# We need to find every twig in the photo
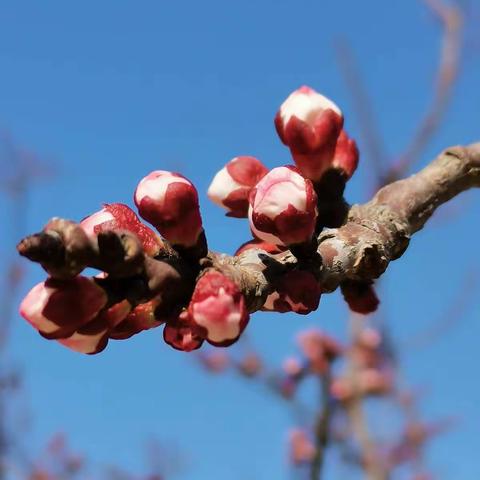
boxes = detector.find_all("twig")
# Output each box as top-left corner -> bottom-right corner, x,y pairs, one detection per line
385,0 -> 463,182
404,269 -> 478,351
345,315 -> 388,480
310,372 -> 333,480
334,39 -> 387,182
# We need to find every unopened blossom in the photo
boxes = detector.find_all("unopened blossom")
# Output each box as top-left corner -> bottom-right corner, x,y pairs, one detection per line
110,299 -> 164,340
351,328 -> 385,368
19,277 -> 107,339
275,86 -> 344,181
332,130 -> 359,180
248,166 -> 318,246
341,280 -> 380,314
58,298 -> 132,354
358,368 -> 393,396
163,313 -> 204,352
282,357 -> 303,377
57,316 -> 110,355
198,350 -> 230,373
81,203 -> 162,256
188,270 -> 249,347
134,171 -> 204,249
237,353 -> 262,377
297,329 -> 342,374
330,377 -> 354,402
208,156 -> 268,217
262,270 -> 321,314
234,238 -> 285,256
288,429 -> 316,465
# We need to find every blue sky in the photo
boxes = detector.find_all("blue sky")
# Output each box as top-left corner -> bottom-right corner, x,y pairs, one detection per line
1,0 -> 479,478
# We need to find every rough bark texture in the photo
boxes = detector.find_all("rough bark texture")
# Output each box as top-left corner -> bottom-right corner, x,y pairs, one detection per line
18,143 -> 480,315
215,143 -> 480,309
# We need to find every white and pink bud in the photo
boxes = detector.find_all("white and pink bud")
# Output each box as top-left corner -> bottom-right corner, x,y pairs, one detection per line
262,271 -> 321,314
134,171 -> 204,248
248,166 -> 318,246
188,270 -> 249,347
341,281 -> 380,315
234,238 -> 285,256
80,203 -> 163,256
275,86 -> 344,181
288,429 -> 316,465
57,316 -> 110,355
207,156 -> 268,218
297,329 -> 342,374
237,353 -> 262,377
163,312 -> 205,352
19,277 -> 108,339
198,350 -> 230,373
110,299 -> 164,340
282,357 -> 303,377
332,130 -> 359,180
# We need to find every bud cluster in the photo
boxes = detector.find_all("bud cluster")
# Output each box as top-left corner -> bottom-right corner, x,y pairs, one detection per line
18,85 -> 363,355
331,328 -> 394,401
162,270 -> 250,351
20,277 -> 167,354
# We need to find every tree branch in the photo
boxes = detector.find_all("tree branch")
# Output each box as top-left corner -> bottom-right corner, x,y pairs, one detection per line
18,143 -> 480,314
225,142 -> 480,306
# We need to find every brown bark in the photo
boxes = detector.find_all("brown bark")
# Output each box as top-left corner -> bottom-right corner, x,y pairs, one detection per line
18,143 -> 480,314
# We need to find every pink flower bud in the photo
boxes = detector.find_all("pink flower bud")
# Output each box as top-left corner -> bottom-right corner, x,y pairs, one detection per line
57,316 -> 109,355
288,429 -> 316,465
297,330 -> 342,362
359,368 -> 393,396
134,171 -> 203,248
198,350 -> 230,373
282,357 -> 303,377
330,377 -> 354,402
208,156 -> 268,218
234,239 -> 285,256
110,299 -> 163,340
332,130 -> 359,180
237,353 -> 262,377
163,314 -> 204,352
188,271 -> 249,347
275,86 -> 343,181
262,271 -> 321,314
297,329 -> 341,374
248,166 -> 318,246
19,277 -> 107,339
81,203 -> 163,256
341,281 -> 380,314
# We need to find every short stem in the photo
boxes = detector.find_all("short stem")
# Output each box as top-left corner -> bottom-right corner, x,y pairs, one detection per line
310,370 -> 333,480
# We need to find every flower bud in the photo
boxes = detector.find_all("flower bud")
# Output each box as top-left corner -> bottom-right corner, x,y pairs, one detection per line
198,350 -> 230,373
275,86 -> 343,181
110,299 -> 163,340
237,353 -> 262,377
282,357 -> 303,377
341,281 -> 379,314
188,270 -> 249,347
297,329 -> 341,374
234,239 -> 285,256
358,368 -> 393,396
134,171 -> 204,249
288,429 -> 316,465
332,130 -> 359,180
19,277 -> 107,339
262,271 -> 321,314
81,203 -> 162,256
57,316 -> 110,355
163,313 -> 204,352
207,156 -> 268,217
248,166 -> 318,246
